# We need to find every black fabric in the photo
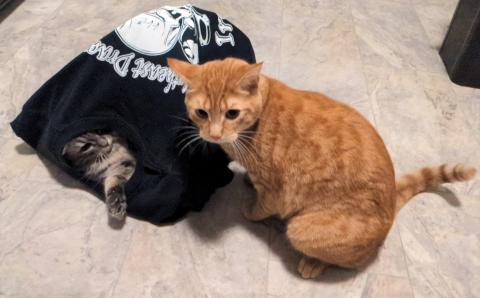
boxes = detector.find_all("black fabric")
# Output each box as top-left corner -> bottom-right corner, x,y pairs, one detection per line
10,5 -> 256,224
440,0 -> 480,88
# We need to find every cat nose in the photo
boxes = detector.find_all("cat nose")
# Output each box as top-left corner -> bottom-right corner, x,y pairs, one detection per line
210,134 -> 222,141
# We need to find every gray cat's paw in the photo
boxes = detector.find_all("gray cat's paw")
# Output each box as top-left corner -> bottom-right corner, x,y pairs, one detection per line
106,185 -> 127,220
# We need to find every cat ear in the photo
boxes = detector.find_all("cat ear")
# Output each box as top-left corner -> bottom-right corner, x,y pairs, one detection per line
237,62 -> 263,95
167,58 -> 199,87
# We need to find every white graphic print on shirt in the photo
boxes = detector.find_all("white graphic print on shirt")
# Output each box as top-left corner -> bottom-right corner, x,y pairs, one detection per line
86,5 -> 235,94
115,5 -> 234,64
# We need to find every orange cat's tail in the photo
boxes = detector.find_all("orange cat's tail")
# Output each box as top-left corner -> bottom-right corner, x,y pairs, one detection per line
395,164 -> 476,214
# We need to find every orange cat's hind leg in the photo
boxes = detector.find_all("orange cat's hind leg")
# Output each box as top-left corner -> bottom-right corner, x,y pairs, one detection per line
286,210 -> 388,277
297,256 -> 328,279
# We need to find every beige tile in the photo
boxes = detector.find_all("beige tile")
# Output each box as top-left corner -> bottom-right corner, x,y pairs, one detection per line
398,191 -> 480,298
278,0 -> 373,121
1,27 -> 100,114
361,274 -> 413,298
351,0 -> 445,74
411,0 -> 458,48
1,0 -> 479,297
0,0 -> 64,64
192,0 -> 284,76
40,0 -> 145,36
0,182 -> 135,298
112,174 -> 271,298
266,230 -> 368,298
364,224 -> 409,278
359,65 -> 480,172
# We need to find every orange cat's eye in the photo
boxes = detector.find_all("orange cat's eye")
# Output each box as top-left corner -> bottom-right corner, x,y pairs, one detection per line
195,109 -> 209,119
225,109 -> 240,120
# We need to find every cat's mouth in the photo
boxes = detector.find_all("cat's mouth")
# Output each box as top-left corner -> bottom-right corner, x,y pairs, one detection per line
202,137 -> 232,144
201,133 -> 238,145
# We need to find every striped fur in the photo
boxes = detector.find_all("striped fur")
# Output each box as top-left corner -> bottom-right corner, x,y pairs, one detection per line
62,132 -> 136,220
395,164 -> 476,213
169,57 -> 477,279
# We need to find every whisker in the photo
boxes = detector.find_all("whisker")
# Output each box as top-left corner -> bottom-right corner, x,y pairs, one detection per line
169,125 -> 197,132
231,141 -> 245,166
237,136 -> 259,166
234,141 -> 247,166
175,129 -> 200,139
234,139 -> 251,168
242,129 -> 265,134
169,115 -> 191,124
176,133 -> 200,147
190,139 -> 205,153
178,136 -> 202,156
239,132 -> 269,148
237,140 -> 253,165
238,134 -> 256,142
240,130 -> 266,139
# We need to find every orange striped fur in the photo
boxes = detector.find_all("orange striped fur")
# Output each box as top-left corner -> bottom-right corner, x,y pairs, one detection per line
395,164 -> 476,214
168,58 -> 477,279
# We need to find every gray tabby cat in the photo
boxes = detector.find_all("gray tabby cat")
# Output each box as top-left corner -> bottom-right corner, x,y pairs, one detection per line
62,131 -> 136,219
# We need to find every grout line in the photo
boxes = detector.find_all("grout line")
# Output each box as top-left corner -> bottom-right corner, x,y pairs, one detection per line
275,0 -> 286,78
348,1 -> 416,296
1,0 -> 68,60
395,222 -> 417,298
346,0 -> 379,128
265,0 -> 285,296
264,1 -> 285,296
109,223 -> 136,298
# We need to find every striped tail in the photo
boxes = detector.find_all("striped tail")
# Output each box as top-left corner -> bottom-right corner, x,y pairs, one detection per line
395,164 -> 476,214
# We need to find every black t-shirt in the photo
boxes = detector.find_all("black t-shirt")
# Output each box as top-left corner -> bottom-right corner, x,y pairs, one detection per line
10,5 -> 256,224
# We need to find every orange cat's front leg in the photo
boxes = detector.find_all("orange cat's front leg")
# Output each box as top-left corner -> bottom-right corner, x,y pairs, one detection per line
243,190 -> 275,221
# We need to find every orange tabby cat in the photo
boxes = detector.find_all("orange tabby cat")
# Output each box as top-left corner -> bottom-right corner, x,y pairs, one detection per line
168,57 -> 477,279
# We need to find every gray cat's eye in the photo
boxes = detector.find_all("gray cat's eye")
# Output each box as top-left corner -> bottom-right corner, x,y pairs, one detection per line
80,143 -> 92,152
225,109 -> 240,120
195,109 -> 209,119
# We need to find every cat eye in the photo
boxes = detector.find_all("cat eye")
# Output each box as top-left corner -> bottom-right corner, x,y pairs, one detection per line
225,109 -> 240,120
195,109 -> 209,119
80,143 -> 92,152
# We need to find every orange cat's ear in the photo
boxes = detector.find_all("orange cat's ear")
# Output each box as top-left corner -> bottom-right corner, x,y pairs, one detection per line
167,58 -> 199,86
236,62 -> 263,95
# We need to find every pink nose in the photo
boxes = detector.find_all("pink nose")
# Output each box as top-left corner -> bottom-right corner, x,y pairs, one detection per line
210,135 -> 222,141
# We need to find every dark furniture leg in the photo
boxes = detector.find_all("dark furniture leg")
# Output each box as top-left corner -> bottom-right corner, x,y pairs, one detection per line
440,0 -> 480,89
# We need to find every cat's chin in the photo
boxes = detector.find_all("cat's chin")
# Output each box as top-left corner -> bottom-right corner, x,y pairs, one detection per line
202,138 -> 233,145
201,135 -> 237,145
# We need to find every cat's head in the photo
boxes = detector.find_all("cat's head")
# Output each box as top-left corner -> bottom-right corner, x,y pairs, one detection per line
168,58 -> 264,144
62,132 -> 117,166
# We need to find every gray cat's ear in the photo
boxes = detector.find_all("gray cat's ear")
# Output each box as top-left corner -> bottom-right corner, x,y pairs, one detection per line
236,62 -> 263,95
167,58 -> 199,87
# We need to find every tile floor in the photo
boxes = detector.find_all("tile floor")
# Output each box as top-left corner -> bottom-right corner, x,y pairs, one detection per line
1,0 -> 479,297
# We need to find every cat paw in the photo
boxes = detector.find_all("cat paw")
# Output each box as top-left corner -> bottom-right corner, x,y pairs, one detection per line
106,185 -> 127,220
297,256 -> 327,279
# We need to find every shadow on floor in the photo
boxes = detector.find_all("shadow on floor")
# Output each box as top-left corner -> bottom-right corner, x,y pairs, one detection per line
425,186 -> 461,206
14,142 -> 126,229
184,170 -> 465,282
0,0 -> 24,24
16,142 -> 464,282
185,172 -> 359,283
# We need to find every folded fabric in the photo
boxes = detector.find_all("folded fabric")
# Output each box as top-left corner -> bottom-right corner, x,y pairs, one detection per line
10,4 -> 256,224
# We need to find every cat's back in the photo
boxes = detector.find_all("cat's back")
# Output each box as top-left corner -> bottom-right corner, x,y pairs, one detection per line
262,77 -> 394,187
266,78 -> 370,129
